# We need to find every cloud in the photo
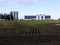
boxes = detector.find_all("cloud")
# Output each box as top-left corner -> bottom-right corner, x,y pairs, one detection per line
0,0 -> 38,4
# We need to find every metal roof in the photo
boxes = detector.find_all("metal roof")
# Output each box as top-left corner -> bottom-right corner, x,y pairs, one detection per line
25,16 -> 36,19
45,16 -> 51,18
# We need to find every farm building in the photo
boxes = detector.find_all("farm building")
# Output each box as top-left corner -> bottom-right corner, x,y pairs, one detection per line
24,15 -> 36,20
24,14 -> 51,20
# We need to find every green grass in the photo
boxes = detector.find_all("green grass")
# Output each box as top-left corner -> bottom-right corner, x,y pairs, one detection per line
0,20 -> 60,36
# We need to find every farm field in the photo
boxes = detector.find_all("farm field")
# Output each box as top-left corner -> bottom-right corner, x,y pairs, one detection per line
0,20 -> 60,45
0,20 -> 60,36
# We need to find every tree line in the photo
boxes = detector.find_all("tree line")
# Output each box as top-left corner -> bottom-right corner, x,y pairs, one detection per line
0,14 -> 14,20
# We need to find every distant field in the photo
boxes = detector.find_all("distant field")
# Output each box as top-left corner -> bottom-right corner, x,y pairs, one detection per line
0,20 -> 60,36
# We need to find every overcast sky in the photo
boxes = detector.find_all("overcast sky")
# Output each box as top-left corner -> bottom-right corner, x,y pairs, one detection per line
0,0 -> 60,19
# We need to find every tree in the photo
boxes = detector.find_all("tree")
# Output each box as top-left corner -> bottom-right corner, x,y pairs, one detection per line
58,18 -> 60,20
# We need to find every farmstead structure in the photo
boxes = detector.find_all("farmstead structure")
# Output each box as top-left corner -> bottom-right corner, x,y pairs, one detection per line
24,14 -> 51,20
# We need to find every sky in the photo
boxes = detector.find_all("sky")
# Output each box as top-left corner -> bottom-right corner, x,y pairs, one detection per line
0,0 -> 60,19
